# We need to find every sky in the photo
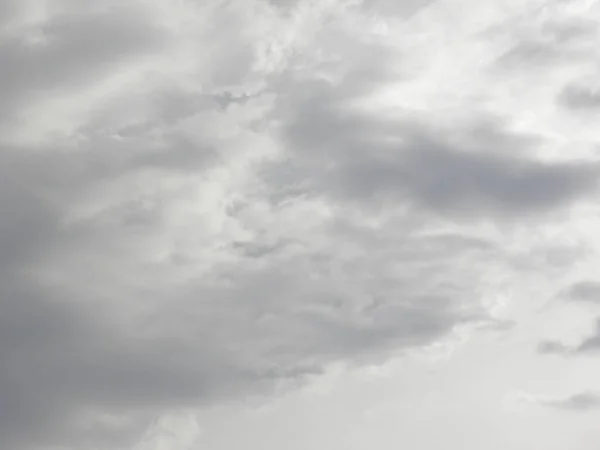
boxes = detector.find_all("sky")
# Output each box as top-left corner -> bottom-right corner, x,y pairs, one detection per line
1,0 -> 600,449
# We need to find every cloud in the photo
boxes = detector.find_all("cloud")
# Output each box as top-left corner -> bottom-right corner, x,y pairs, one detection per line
563,281 -> 600,304
0,4 -> 496,447
519,391 -> 600,412
558,79 -> 600,111
2,0 -> 600,449
537,340 -> 570,355
538,318 -> 600,356
0,3 -> 167,127
490,4 -> 599,72
360,0 -> 436,16
133,411 -> 202,450
0,145 -> 490,450
556,392 -> 600,411
272,76 -> 599,220
538,283 -> 600,356
575,318 -> 600,354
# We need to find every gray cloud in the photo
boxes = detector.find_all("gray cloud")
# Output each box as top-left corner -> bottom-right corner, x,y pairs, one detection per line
0,121 -> 498,449
360,0 -> 436,16
537,391 -> 600,412
0,104 -> 494,450
537,340 -> 570,355
538,318 -> 600,356
266,0 -> 435,16
575,318 -> 600,354
271,77 -> 599,220
558,81 -> 600,111
0,276 -> 253,450
3,1 -> 599,449
0,4 -> 165,123
563,281 -> 600,305
0,202 -> 484,450
520,390 -> 600,413
491,13 -> 598,72
552,392 -> 600,411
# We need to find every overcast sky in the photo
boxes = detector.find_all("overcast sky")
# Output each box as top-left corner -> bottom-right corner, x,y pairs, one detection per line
2,0 -> 600,449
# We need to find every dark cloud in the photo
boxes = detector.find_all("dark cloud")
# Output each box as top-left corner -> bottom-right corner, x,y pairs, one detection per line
0,5 -> 165,122
4,1 -> 595,449
545,391 -> 600,412
0,149 -> 76,271
0,125 -> 492,450
557,81 -> 600,111
563,281 -> 600,304
337,139 -> 598,218
0,211 -> 481,450
575,318 -> 600,354
0,275 -> 255,450
272,78 -> 599,220
0,36 -> 223,449
0,125 -> 497,448
538,318 -> 600,356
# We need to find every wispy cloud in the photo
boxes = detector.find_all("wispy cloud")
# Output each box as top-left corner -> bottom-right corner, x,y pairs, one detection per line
518,391 -> 600,412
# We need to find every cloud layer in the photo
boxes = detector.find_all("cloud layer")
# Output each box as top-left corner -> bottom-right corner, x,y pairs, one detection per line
2,0 -> 600,449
